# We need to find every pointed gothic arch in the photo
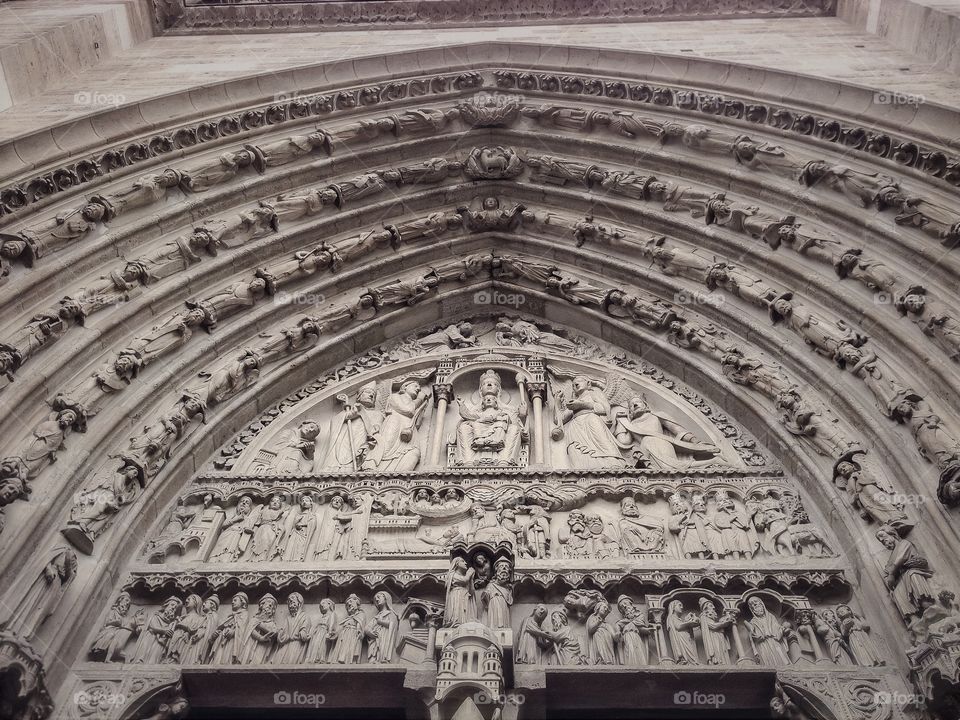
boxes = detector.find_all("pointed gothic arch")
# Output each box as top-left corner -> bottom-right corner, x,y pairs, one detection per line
0,41 -> 957,719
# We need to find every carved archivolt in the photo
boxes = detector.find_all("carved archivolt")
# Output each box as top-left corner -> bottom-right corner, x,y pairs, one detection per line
1,49 -> 959,720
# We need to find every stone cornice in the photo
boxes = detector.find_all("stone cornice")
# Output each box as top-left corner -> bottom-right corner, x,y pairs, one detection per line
152,0 -> 837,34
123,565 -> 849,594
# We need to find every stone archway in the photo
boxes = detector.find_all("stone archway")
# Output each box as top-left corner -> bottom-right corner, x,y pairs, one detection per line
0,40 -> 957,720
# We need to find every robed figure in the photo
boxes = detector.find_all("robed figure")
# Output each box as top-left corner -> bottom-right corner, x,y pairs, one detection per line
747,597 -> 791,666
614,396 -> 720,469
365,379 -> 429,471
443,558 -> 477,627
365,592 -> 400,663
319,383 -> 384,471
333,594 -> 366,664
555,375 -> 626,469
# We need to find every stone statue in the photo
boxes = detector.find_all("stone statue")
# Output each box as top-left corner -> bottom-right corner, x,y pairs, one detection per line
381,157 -> 463,185
455,370 -> 527,465
494,318 -> 574,351
63,460 -> 143,554
314,494 -> 364,561
666,600 -> 700,664
273,421 -> 321,474
165,594 -> 203,663
417,322 -> 478,351
516,604 -> 550,664
528,610 -> 585,666
132,597 -> 182,664
464,146 -> 523,179
249,495 -> 287,561
812,609 -> 847,664
181,147 -> 261,192
586,600 -> 617,665
281,495 -> 318,562
364,591 -> 399,663
210,592 -> 249,664
4,203 -> 105,261
275,593 -> 312,664
896,285 -> 960,362
210,496 -> 257,561
91,169 -> 184,220
553,375 -> 626,469
747,597 -> 792,666
615,596 -> 651,665
836,604 -> 884,666
894,195 -> 960,247
668,494 -> 710,558
458,196 -> 533,232
89,592 -> 144,662
319,384 -> 384,472
732,137 -> 805,179
709,491 -> 753,559
364,377 -> 429,471
800,162 -> 899,208
775,387 -> 859,459
443,557 -> 476,627
699,598 -> 736,665
242,594 -> 280,664
255,131 -> 330,167
308,598 -> 338,662
832,454 -> 912,533
333,594 -> 366,664
616,497 -> 665,554
481,559 -> 513,629
613,396 -> 719,469
876,524 -> 935,617
189,596 -> 221,665
521,104 -> 605,131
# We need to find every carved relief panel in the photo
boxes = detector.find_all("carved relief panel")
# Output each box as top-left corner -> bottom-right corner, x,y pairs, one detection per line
225,335 -> 748,477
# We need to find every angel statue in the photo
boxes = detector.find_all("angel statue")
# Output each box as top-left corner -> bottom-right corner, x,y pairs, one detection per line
550,371 -> 627,469
317,382 -> 385,472
495,318 -> 575,351
613,395 -> 721,470
363,370 -> 433,472
455,370 -> 528,465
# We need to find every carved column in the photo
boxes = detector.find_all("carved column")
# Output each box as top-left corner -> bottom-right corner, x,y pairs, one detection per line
430,383 -> 453,467
527,381 -> 547,465
648,607 -> 673,666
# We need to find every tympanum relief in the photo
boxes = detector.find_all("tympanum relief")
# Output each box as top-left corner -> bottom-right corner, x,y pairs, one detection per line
232,344 -> 741,477
142,481 -> 837,565
85,581 -> 886,672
